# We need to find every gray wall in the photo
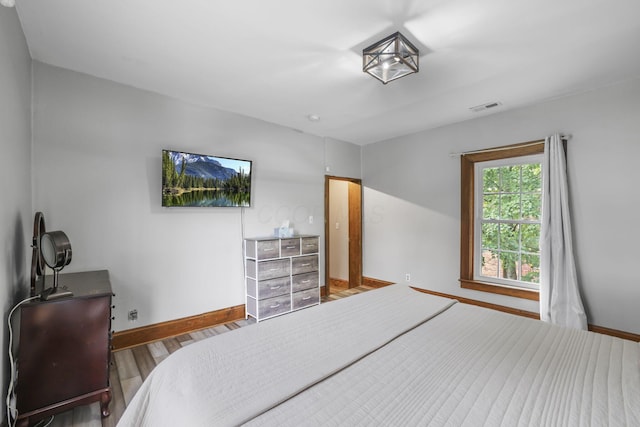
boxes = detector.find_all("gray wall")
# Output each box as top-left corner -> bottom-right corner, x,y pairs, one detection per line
29,60 -> 640,336
0,6 -> 32,423
363,77 -> 640,334
324,137 -> 362,179
31,62 -> 364,332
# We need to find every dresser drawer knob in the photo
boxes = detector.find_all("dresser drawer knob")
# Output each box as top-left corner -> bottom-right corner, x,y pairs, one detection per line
269,268 -> 279,271
286,246 -> 296,249
301,280 -> 311,284
270,303 -> 280,309
300,263 -> 310,267
263,248 -> 275,252
270,285 -> 281,289
302,296 -> 312,300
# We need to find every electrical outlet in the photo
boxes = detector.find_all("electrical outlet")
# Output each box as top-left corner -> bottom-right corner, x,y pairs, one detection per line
405,273 -> 411,282
308,215 -> 313,224
128,309 -> 138,321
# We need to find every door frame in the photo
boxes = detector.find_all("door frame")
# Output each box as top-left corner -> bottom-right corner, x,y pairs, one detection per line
324,175 -> 362,295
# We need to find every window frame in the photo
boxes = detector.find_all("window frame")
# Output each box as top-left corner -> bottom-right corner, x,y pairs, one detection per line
473,154 -> 543,289
460,141 -> 544,301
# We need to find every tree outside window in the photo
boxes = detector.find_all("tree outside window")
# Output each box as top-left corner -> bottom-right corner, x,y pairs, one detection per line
477,161 -> 541,289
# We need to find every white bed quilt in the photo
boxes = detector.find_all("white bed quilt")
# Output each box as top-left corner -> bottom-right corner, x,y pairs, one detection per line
118,284 -> 640,426
248,303 -> 640,427
117,284 -> 456,426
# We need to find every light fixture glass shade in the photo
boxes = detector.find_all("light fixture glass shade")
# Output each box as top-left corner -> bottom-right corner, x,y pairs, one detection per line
363,31 -> 419,84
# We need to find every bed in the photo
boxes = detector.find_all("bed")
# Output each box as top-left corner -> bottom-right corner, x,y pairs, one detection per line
117,284 -> 640,426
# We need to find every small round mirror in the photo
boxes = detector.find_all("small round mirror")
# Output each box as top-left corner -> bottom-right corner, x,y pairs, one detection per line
40,231 -> 72,269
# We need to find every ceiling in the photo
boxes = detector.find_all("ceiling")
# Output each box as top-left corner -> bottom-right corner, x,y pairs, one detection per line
14,0 -> 640,145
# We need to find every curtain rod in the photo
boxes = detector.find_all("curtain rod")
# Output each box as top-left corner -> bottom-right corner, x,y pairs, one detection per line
449,134 -> 571,157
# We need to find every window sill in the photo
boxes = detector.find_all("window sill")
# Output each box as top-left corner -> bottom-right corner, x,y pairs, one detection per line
460,279 -> 539,301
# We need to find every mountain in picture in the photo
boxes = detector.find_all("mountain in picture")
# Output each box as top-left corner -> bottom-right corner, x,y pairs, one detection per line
168,151 -> 237,181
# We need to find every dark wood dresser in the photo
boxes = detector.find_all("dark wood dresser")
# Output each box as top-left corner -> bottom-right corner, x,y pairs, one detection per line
16,270 -> 113,426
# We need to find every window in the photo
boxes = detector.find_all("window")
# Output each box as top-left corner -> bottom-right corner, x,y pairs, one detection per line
475,156 -> 542,289
460,141 -> 544,300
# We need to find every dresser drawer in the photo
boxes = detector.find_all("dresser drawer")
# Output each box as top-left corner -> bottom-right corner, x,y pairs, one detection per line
257,294 -> 291,319
255,239 -> 279,260
292,255 -> 318,275
280,238 -> 300,257
247,276 -> 290,300
246,258 -> 290,280
292,272 -> 319,292
301,237 -> 319,254
292,288 -> 319,310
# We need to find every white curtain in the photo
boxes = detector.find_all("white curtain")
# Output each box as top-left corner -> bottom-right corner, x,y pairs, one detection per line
539,134 -> 587,330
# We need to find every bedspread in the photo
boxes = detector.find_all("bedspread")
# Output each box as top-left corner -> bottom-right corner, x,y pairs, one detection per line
117,284 -> 640,426
248,303 -> 640,426
117,284 -> 456,426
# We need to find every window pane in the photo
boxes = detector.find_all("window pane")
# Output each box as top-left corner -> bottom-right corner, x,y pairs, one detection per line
521,193 -> 541,220
521,223 -> 540,253
520,254 -> 540,283
521,163 -> 542,192
481,222 -> 499,249
483,195 -> 499,219
483,168 -> 500,193
499,223 -> 519,251
499,194 -> 521,220
498,252 -> 518,280
480,249 -> 499,278
499,165 -> 520,193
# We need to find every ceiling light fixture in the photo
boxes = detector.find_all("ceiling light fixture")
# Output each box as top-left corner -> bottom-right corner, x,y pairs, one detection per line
0,0 -> 16,7
363,32 -> 419,84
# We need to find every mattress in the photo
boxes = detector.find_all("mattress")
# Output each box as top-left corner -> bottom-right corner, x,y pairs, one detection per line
117,285 -> 640,426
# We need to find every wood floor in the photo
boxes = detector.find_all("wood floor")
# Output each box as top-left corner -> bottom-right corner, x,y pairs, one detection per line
39,285 -> 375,427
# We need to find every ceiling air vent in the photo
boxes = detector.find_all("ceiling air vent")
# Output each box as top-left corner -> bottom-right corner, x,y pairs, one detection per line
469,101 -> 502,113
